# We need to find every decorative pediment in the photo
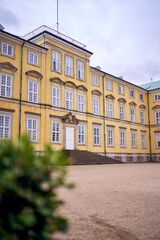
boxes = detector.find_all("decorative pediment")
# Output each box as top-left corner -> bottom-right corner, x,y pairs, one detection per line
26,70 -> 43,79
0,62 -> 17,72
118,98 -> 127,103
139,104 -> 146,109
61,112 -> 79,124
50,77 -> 64,85
106,94 -> 115,100
129,101 -> 137,106
76,85 -> 88,92
64,81 -> 77,88
152,105 -> 160,110
92,90 -> 102,96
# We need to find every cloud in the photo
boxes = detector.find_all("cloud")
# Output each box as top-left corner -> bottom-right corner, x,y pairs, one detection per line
0,7 -> 19,27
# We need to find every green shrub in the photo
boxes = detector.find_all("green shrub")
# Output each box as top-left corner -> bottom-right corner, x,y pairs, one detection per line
0,135 -> 73,240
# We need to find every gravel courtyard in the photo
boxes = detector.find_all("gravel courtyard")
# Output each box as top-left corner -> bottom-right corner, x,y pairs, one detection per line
55,163 -> 160,240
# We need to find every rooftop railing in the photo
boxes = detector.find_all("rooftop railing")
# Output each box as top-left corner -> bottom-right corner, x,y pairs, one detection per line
23,25 -> 87,49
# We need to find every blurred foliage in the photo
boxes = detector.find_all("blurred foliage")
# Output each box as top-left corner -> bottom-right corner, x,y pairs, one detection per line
0,135 -> 73,240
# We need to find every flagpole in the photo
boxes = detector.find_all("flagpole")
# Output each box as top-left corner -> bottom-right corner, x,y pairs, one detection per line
57,0 -> 59,32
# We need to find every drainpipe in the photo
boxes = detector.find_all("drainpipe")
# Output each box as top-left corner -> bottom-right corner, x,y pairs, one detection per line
147,91 -> 152,162
19,41 -> 25,138
103,73 -> 107,157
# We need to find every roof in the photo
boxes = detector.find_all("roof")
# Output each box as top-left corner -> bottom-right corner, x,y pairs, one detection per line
23,25 -> 93,55
140,80 -> 160,91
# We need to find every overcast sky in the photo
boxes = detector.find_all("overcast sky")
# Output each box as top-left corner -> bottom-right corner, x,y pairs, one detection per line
1,0 -> 160,85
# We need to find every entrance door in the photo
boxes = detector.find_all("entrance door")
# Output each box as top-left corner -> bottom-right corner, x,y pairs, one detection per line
66,127 -> 74,150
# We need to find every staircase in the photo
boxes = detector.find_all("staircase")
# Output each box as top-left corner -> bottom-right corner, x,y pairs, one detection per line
64,150 -> 121,165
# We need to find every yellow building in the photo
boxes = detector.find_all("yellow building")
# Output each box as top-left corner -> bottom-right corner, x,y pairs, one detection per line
0,25 -> 160,162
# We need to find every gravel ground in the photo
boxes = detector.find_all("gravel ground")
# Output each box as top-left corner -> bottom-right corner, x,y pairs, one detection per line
55,163 -> 160,240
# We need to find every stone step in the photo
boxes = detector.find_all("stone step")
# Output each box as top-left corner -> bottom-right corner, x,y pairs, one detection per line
64,150 -> 121,165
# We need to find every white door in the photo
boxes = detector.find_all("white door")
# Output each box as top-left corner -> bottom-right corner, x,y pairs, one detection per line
66,127 -> 74,150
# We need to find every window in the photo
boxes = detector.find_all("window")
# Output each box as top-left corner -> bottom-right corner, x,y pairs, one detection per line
106,81 -> 112,91
2,42 -> 13,57
65,90 -> 73,110
141,132 -> 146,148
77,93 -> 85,112
131,131 -> 137,147
119,105 -> 125,120
119,85 -> 124,94
51,121 -> 61,143
52,51 -> 61,72
154,93 -> 160,101
78,125 -> 86,144
120,129 -> 126,147
65,56 -> 73,76
0,113 -> 12,139
92,75 -> 99,86
0,73 -> 12,98
77,61 -> 84,80
107,101 -> 113,118
52,86 -> 60,107
93,126 -> 101,145
27,117 -> 39,142
139,93 -> 144,101
108,127 -> 114,146
156,134 -> 160,148
28,80 -> 39,103
131,108 -> 136,122
155,111 -> 160,124
93,97 -> 99,115
130,89 -> 134,98
28,51 -> 39,66
140,110 -> 145,124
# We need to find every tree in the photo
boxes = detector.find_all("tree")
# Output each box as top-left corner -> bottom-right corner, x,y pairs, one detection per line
0,135 -> 73,240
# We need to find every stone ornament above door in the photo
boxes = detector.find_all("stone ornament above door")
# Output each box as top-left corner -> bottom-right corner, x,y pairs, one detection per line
61,112 -> 79,124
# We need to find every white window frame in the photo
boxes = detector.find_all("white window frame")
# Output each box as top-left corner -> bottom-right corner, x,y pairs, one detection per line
140,110 -> 145,124
92,75 -> 99,86
52,86 -> 61,107
139,93 -> 144,101
77,93 -> 85,112
0,73 -> 13,98
65,89 -> 73,110
65,56 -> 73,76
28,51 -> 40,66
77,61 -> 84,80
93,125 -> 101,146
51,120 -> 61,143
130,89 -> 134,98
119,104 -> 125,120
156,134 -> 160,148
28,79 -> 39,103
119,85 -> 124,94
154,93 -> 160,101
131,108 -> 136,122
107,101 -> 113,118
108,127 -> 114,147
52,50 -> 61,72
78,125 -> 86,145
26,116 -> 39,142
141,132 -> 146,148
155,111 -> 160,125
0,112 -> 12,139
2,42 -> 13,57
106,80 -> 113,91
120,129 -> 126,147
131,130 -> 137,148
93,97 -> 100,115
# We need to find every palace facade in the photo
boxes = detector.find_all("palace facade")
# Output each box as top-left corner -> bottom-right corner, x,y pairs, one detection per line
0,25 -> 160,162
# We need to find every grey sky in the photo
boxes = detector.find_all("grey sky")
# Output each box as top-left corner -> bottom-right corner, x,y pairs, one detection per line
1,0 -> 160,85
